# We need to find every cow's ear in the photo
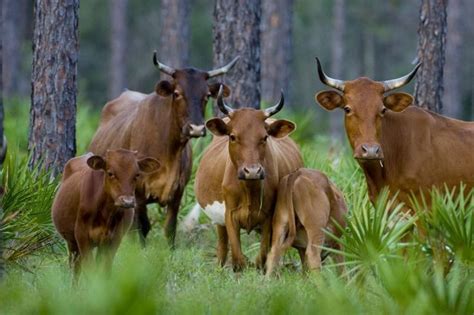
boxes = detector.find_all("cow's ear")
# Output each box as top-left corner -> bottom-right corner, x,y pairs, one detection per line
206,118 -> 230,136
137,157 -> 160,173
208,83 -> 230,98
155,80 -> 175,97
383,92 -> 413,112
315,90 -> 344,111
87,155 -> 106,170
267,120 -> 296,138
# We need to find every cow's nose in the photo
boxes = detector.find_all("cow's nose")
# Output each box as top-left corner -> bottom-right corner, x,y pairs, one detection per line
239,165 -> 265,180
116,195 -> 136,208
188,124 -> 206,137
356,144 -> 383,160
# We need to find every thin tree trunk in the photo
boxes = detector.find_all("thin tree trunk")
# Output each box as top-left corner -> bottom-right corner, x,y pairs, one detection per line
0,0 -> 4,279
261,0 -> 293,104
443,0 -> 463,119
414,0 -> 447,113
29,0 -> 79,177
109,0 -> 128,99
159,0 -> 190,78
213,0 -> 261,109
330,0 -> 345,141
2,0 -> 27,98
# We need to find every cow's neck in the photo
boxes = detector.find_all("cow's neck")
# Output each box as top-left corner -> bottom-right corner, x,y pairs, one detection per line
358,160 -> 386,203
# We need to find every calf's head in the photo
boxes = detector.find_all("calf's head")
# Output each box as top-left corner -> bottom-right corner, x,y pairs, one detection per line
153,52 -> 239,138
87,149 -> 160,208
314,58 -> 420,161
206,86 -> 295,180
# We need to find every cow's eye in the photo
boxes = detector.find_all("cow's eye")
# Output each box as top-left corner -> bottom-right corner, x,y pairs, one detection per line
262,135 -> 268,143
173,90 -> 181,98
380,107 -> 388,116
229,134 -> 236,142
107,171 -> 115,178
343,106 -> 352,114
134,174 -> 140,180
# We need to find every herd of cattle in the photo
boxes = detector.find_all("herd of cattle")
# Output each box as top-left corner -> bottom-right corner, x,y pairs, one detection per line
51,53 -> 474,279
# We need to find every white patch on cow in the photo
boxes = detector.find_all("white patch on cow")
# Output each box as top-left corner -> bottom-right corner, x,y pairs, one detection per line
203,201 -> 226,226
179,203 -> 202,232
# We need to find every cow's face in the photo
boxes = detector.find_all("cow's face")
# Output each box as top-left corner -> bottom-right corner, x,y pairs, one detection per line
155,70 -> 231,138
206,109 -> 295,180
87,150 -> 160,208
314,58 -> 419,162
316,79 -> 413,161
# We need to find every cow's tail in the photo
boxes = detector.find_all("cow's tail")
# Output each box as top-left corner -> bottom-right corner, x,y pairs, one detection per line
280,171 -> 299,251
179,203 -> 202,233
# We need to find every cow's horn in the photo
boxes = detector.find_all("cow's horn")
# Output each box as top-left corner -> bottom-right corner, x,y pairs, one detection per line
217,85 -> 234,115
382,63 -> 421,92
207,56 -> 240,78
316,57 -> 345,92
153,51 -> 175,76
265,90 -> 285,117
0,135 -> 7,164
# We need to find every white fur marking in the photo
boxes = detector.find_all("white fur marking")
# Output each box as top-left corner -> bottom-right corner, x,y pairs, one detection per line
180,203 -> 202,232
203,201 -> 226,226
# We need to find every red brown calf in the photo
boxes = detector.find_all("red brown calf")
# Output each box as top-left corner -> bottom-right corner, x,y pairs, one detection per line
265,168 -> 347,276
52,149 -> 160,277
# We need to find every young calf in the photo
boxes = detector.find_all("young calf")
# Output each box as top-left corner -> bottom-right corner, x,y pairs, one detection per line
52,149 -> 160,277
265,168 -> 347,276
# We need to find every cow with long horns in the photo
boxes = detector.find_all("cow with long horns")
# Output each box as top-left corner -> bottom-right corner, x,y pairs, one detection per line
194,86 -> 303,271
89,53 -> 239,246
314,58 -> 474,209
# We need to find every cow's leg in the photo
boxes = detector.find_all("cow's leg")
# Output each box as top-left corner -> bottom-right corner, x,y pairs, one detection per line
304,228 -> 326,271
265,220 -> 288,277
74,225 -> 93,278
164,190 -> 183,248
256,218 -> 272,271
217,225 -> 229,267
297,247 -> 306,269
225,200 -> 246,271
135,199 -> 151,247
66,239 -> 80,271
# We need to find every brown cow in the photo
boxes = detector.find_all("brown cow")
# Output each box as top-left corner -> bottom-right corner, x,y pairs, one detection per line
51,149 -> 160,277
314,58 -> 474,210
265,168 -> 347,276
194,87 -> 303,271
89,52 -> 239,246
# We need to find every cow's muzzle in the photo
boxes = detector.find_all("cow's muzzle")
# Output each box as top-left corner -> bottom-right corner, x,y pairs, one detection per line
354,143 -> 384,160
116,195 -> 136,208
238,164 -> 265,180
186,124 -> 206,138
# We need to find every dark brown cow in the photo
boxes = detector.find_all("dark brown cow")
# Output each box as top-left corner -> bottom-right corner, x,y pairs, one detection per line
195,87 -> 303,271
89,52 -> 239,246
265,168 -> 347,276
314,58 -> 474,210
52,149 -> 160,277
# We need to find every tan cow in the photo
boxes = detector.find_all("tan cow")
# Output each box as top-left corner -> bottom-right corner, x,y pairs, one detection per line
52,149 -> 160,277
265,168 -> 347,276
314,58 -> 474,210
89,52 -> 238,246
195,87 -> 303,271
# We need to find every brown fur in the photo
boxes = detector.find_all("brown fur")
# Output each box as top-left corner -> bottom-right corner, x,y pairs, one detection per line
195,109 -> 303,271
265,168 -> 347,276
316,78 -> 474,209
89,69 -> 230,246
51,150 -> 159,278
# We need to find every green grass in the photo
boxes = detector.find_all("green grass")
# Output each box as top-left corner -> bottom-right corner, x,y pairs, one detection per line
1,99 -> 473,314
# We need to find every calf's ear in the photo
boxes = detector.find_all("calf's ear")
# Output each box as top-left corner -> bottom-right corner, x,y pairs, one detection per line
267,119 -> 296,138
383,92 -> 413,112
138,157 -> 160,173
87,155 -> 106,170
208,83 -> 230,98
206,118 -> 230,136
315,90 -> 344,111
155,80 -> 175,97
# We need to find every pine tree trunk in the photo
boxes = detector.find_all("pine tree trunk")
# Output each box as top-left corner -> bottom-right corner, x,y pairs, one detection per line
109,0 -> 128,99
261,0 -> 293,104
443,0 -> 463,118
159,0 -> 190,77
2,0 -> 27,98
29,0 -> 79,177
213,0 -> 261,109
414,0 -> 447,113
330,0 -> 345,141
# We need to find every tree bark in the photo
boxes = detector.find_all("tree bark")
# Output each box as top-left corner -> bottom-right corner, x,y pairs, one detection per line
261,0 -> 293,104
443,0 -> 463,119
213,0 -> 261,109
159,0 -> 190,78
109,0 -> 128,99
330,0 -> 345,141
414,0 -> 447,113
2,0 -> 28,98
29,0 -> 79,177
